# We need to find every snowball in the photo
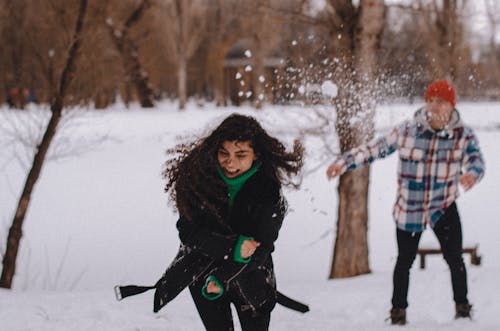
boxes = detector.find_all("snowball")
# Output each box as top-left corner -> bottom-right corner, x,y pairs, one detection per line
321,80 -> 338,98
308,0 -> 327,17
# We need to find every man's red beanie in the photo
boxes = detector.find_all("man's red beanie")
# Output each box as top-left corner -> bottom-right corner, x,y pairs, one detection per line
424,80 -> 456,107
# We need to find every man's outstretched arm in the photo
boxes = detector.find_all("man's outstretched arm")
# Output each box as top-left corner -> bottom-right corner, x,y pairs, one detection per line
326,124 -> 403,179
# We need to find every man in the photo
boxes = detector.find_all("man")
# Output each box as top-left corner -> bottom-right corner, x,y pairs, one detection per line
326,80 -> 485,324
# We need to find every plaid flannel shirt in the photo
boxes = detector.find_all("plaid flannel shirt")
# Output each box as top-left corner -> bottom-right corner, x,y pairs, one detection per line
335,108 -> 485,232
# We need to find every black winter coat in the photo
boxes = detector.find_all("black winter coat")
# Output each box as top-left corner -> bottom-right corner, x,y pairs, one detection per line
116,170 -> 308,314
174,169 -> 286,314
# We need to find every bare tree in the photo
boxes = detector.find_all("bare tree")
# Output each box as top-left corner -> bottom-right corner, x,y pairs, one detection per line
202,0 -> 288,107
203,0 -> 242,106
230,0 -> 385,278
0,0 -> 31,108
200,0 -> 286,108
484,0 -> 500,96
416,0 -> 469,82
323,0 -> 385,279
248,0 -> 271,109
484,0 -> 499,57
156,0 -> 210,109
106,0 -> 154,108
0,0 -> 89,289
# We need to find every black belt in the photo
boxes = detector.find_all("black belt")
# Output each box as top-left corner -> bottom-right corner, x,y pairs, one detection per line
115,285 -> 309,313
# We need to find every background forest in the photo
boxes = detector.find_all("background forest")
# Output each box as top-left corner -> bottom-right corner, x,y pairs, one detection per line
1,0 -> 499,110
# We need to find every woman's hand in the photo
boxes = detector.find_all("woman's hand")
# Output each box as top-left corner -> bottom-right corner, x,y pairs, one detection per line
206,281 -> 221,294
240,239 -> 260,259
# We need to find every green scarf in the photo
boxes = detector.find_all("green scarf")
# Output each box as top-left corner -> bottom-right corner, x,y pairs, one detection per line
217,162 -> 261,204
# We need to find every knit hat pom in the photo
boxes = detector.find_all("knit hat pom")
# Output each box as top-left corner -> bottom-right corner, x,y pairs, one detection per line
424,80 -> 456,106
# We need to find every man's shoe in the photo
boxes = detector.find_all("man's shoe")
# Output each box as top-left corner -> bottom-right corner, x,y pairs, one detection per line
390,308 -> 407,325
455,303 -> 472,319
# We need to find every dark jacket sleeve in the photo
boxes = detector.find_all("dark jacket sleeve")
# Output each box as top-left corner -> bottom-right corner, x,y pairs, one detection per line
204,194 -> 286,289
176,216 -> 238,260
246,196 -> 285,270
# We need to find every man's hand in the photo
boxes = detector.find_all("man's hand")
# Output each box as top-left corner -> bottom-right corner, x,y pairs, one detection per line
206,281 -> 221,294
459,173 -> 476,191
240,239 -> 260,259
326,162 -> 343,180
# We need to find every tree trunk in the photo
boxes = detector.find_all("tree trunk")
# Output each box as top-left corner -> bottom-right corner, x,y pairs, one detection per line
206,40 -> 234,107
330,0 -> 385,279
430,0 -> 463,81
107,0 -> 154,108
178,56 -> 187,110
446,1 -> 458,81
331,93 -> 372,278
485,0 -> 500,94
0,0 -> 88,289
251,0 -> 270,109
215,46 -> 229,107
252,35 -> 265,109
331,168 -> 371,278
120,81 -> 132,107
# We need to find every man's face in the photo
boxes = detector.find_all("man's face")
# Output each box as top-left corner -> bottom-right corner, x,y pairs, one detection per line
425,96 -> 454,130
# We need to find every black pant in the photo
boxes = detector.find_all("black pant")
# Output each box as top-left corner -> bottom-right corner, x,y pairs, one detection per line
391,203 -> 469,309
189,281 -> 271,331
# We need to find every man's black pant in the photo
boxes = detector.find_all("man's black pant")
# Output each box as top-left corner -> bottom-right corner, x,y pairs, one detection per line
189,280 -> 271,331
391,203 -> 469,309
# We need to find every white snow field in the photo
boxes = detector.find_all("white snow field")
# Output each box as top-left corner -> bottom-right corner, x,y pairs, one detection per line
0,101 -> 499,330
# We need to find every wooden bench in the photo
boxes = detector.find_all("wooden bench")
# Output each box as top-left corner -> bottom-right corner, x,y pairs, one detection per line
417,245 -> 481,269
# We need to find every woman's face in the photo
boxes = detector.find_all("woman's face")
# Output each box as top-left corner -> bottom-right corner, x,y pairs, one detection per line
217,140 -> 257,178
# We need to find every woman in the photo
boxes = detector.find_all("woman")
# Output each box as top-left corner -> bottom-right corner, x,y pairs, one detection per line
116,114 -> 305,330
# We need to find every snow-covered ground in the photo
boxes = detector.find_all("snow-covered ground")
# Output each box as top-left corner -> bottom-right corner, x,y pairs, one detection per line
0,101 -> 499,330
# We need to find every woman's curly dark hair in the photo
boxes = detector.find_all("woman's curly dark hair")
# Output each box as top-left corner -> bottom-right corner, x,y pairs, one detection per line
163,113 -> 304,222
